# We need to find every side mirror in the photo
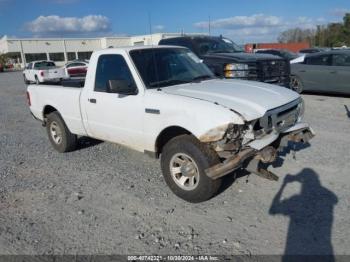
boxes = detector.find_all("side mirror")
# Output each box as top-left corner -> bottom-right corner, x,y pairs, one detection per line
107,79 -> 137,95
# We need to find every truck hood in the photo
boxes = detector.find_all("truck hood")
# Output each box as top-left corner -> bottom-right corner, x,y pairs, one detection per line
162,79 -> 300,121
203,52 -> 283,62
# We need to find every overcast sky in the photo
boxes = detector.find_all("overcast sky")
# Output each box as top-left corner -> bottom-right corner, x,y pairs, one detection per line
0,0 -> 349,43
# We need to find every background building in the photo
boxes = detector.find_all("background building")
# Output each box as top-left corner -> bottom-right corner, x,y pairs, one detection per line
244,42 -> 310,53
0,33 -> 191,68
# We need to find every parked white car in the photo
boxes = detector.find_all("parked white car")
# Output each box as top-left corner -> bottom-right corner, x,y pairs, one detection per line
27,46 -> 314,202
23,61 -> 67,84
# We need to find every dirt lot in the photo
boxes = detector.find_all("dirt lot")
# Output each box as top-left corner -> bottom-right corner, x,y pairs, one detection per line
0,71 -> 349,256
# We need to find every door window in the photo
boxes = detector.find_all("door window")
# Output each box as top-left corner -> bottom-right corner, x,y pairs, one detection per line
94,54 -> 136,92
332,54 -> 350,67
305,55 -> 331,66
67,62 -> 85,68
66,63 -> 77,68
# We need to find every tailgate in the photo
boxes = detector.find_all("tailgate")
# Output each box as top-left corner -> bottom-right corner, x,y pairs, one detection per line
43,67 -> 66,78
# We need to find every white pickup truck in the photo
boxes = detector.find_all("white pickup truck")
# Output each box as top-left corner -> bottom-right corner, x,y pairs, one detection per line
23,60 -> 67,85
27,46 -> 314,202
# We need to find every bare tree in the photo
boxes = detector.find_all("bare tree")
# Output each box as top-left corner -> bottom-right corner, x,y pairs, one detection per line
278,28 -> 316,43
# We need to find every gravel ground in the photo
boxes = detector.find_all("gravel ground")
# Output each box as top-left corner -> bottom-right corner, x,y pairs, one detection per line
0,71 -> 349,257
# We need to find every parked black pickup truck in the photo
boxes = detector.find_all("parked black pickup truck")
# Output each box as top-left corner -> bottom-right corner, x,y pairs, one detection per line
159,35 -> 290,87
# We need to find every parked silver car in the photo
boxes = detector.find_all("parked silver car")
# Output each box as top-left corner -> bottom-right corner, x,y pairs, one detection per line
291,50 -> 350,94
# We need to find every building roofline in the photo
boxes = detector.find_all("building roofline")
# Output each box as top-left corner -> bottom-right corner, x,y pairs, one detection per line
3,36 -> 130,41
1,32 -> 205,42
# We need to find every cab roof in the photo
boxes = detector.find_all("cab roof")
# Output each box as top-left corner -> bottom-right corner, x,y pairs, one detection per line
96,45 -> 187,54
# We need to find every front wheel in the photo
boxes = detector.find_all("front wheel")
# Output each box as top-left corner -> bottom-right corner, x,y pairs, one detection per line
290,75 -> 304,94
161,135 -> 222,203
46,112 -> 77,153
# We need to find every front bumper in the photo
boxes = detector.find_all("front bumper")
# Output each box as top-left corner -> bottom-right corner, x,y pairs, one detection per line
205,123 -> 315,180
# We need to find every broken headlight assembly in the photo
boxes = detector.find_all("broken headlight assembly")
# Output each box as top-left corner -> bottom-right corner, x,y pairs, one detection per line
225,123 -> 244,141
297,98 -> 305,122
224,63 -> 249,78
211,124 -> 246,154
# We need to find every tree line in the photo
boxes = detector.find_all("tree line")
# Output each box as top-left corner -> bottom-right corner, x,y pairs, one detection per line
278,13 -> 350,47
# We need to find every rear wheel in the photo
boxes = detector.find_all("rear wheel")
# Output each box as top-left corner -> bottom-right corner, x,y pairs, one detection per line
161,135 -> 222,203
46,112 -> 77,153
290,75 -> 304,94
35,75 -> 40,85
23,75 -> 29,85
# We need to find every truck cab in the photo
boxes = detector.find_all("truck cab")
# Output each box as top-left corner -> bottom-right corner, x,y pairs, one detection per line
159,35 -> 291,87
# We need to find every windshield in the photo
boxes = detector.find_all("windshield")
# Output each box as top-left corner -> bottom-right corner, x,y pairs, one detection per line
195,37 -> 244,55
130,48 -> 215,88
281,50 -> 299,60
34,61 -> 56,68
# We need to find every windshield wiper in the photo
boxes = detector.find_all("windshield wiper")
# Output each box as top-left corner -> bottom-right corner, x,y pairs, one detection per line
191,75 -> 214,82
149,79 -> 191,88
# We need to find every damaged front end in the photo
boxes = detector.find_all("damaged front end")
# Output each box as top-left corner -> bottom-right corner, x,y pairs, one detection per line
202,98 -> 315,181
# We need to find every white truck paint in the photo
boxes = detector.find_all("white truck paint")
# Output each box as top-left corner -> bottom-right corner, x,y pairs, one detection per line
23,61 -> 67,84
27,46 -> 314,202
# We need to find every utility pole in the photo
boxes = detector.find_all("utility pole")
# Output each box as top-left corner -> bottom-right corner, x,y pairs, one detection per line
208,15 -> 211,36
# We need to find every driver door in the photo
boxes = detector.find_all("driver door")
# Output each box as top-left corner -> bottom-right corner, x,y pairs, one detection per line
297,54 -> 332,91
84,54 -> 145,151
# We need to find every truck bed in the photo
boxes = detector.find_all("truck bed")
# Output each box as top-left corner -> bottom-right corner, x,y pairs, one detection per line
28,82 -> 87,136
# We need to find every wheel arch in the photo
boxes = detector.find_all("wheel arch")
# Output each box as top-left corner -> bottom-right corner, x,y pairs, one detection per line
155,126 -> 192,157
42,105 -> 59,125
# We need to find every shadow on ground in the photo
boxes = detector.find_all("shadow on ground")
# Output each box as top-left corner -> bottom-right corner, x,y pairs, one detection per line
344,105 -> 350,119
269,168 -> 338,262
217,140 -> 311,197
302,91 -> 350,99
272,141 -> 311,168
76,137 -> 103,150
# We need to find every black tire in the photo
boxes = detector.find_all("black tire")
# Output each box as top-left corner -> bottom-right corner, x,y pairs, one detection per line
161,134 -> 222,203
46,111 -> 77,153
35,75 -> 40,85
23,75 -> 30,85
290,75 -> 304,94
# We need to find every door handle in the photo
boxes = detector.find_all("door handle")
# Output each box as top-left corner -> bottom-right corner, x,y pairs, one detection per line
330,71 -> 337,74
88,98 -> 97,103
299,70 -> 306,73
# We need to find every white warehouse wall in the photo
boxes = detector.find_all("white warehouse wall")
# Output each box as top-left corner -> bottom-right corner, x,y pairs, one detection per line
0,33 -> 199,67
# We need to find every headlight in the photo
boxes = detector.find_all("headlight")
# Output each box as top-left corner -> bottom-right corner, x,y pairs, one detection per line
297,98 -> 305,122
224,63 -> 249,78
225,63 -> 248,71
225,70 -> 248,78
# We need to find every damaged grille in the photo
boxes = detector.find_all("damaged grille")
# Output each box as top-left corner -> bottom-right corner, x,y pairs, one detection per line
256,99 -> 301,133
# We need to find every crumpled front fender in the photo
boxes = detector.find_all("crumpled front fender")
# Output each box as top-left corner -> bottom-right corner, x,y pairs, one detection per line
199,123 -> 230,143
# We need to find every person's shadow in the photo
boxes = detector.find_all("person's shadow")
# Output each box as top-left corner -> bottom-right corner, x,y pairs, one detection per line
269,168 -> 338,262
